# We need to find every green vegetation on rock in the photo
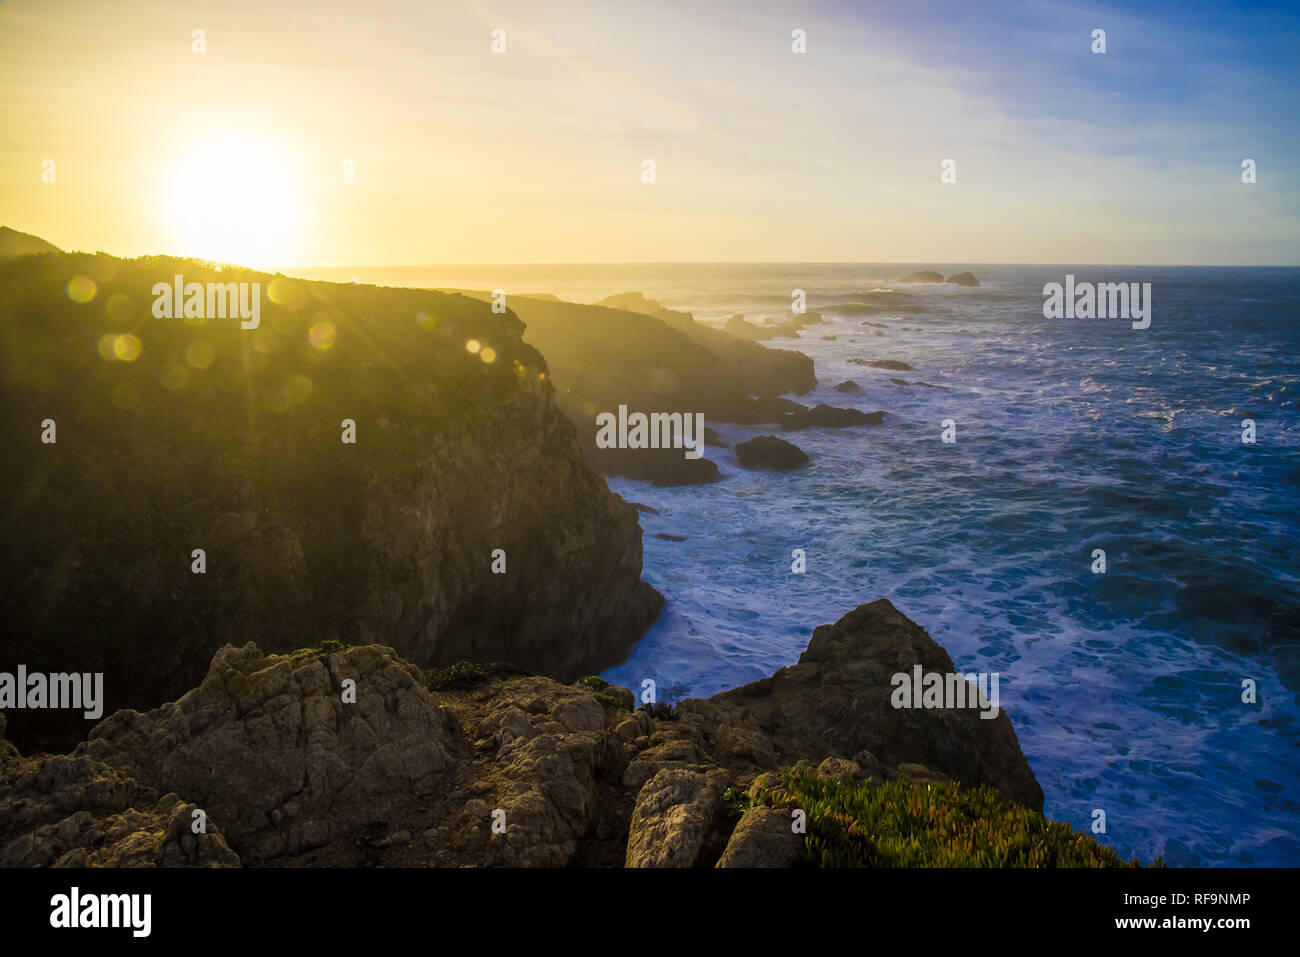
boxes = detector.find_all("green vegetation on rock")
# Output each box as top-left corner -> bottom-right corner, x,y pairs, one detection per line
426,660 -> 509,691
759,769 -> 1159,868
285,639 -> 350,667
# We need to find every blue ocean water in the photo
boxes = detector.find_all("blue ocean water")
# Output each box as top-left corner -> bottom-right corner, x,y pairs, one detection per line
305,263 -> 1300,866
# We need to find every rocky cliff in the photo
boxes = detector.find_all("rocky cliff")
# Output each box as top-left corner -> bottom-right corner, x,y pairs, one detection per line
0,252 -> 662,753
0,600 -> 1045,868
452,290 -> 823,486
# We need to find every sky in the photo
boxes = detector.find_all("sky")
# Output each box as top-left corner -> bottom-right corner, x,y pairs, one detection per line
1,0 -> 1297,266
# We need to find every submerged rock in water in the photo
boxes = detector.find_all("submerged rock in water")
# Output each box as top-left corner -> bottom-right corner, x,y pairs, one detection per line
945,272 -> 980,287
584,443 -> 721,487
781,404 -> 885,428
833,380 -> 860,393
851,358 -> 916,371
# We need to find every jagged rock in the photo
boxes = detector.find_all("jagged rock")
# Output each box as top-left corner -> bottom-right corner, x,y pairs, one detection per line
0,745 -> 240,867
945,272 -> 980,287
622,735 -> 711,790
0,601 -> 1045,867
715,599 -> 1044,810
625,768 -> 726,867
716,807 -> 805,868
734,435 -> 809,470
76,643 -> 458,864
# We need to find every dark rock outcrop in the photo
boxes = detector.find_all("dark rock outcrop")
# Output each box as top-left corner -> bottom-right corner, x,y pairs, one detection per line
833,381 -> 860,394
710,600 -> 1043,810
734,435 -> 810,470
945,272 -> 980,286
896,270 -> 944,284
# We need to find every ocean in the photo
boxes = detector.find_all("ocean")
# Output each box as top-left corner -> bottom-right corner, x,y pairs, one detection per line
293,262 -> 1300,867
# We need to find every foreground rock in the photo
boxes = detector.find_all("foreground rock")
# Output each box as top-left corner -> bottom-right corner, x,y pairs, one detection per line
0,600 -> 1043,868
716,807 -> 805,868
734,436 -> 810,470
0,718 -> 239,867
625,768 -> 725,867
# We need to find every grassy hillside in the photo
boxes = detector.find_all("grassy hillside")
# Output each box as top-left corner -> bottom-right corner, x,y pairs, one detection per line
0,226 -> 61,259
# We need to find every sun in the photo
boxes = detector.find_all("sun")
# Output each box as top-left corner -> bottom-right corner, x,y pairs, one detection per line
159,129 -> 304,268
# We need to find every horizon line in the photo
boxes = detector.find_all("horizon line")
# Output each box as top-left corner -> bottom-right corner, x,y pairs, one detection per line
277,260 -> 1300,270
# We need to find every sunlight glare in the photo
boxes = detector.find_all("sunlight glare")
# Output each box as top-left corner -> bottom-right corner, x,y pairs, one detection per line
159,130 -> 302,268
